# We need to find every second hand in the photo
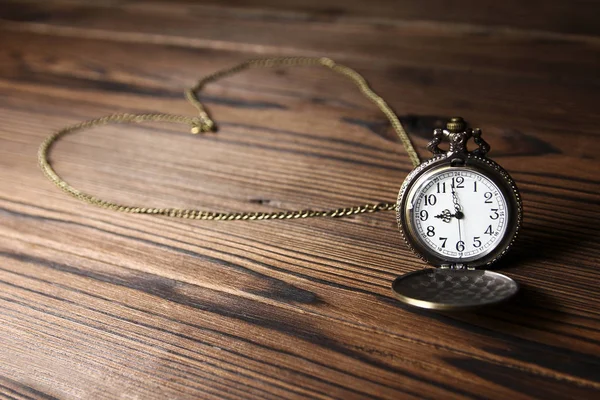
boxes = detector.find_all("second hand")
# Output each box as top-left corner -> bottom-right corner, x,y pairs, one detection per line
452,182 -> 464,257
457,213 -> 463,257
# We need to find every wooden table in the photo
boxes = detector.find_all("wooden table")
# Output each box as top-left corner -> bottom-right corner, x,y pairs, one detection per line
1,1 -> 599,399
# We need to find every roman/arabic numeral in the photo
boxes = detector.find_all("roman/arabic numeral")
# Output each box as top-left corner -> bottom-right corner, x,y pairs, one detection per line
437,182 -> 446,193
424,194 -> 437,206
439,237 -> 447,248
427,226 -> 435,237
484,192 -> 493,203
456,241 -> 465,252
452,176 -> 464,189
419,210 -> 428,221
473,236 -> 481,248
490,209 -> 500,220
485,225 -> 493,235
473,181 -> 477,192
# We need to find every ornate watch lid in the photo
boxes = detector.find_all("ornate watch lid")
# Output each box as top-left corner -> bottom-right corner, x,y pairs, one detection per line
392,268 -> 519,310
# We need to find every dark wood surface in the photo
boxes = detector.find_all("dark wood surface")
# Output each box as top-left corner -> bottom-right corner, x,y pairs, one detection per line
1,1 -> 600,399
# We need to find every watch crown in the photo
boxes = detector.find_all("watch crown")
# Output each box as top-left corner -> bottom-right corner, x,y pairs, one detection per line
446,117 -> 465,133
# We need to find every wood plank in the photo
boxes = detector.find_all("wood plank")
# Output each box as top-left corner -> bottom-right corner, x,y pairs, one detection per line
1,27 -> 599,139
4,0 -> 600,37
1,3 -> 599,136
2,1 -> 599,76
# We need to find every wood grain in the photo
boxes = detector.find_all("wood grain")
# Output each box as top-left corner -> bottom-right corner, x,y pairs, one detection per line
1,0 -> 600,399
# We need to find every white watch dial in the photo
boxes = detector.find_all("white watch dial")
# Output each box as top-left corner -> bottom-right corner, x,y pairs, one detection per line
408,168 -> 509,262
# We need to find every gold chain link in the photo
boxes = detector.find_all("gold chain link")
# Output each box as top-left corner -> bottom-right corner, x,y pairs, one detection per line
39,57 -> 420,220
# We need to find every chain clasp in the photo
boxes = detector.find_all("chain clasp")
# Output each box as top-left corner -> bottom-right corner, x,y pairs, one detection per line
190,113 -> 215,134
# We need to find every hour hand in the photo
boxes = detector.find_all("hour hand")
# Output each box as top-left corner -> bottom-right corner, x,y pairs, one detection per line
434,209 -> 464,222
434,209 -> 453,223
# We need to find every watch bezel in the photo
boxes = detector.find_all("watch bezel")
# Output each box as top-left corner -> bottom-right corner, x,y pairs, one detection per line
396,154 -> 522,268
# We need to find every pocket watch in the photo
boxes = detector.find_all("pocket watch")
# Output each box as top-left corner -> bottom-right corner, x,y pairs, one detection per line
38,57 -> 522,311
393,117 -> 522,310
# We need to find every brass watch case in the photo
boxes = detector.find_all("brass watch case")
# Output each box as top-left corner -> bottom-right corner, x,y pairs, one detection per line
396,153 -> 522,269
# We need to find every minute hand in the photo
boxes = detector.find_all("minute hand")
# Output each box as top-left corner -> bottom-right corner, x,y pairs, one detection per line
451,183 -> 464,219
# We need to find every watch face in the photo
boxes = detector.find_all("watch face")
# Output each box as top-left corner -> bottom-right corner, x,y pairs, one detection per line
398,156 -> 520,268
407,168 -> 508,263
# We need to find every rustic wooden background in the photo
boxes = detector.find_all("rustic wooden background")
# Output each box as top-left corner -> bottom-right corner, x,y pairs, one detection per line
1,0 -> 600,399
